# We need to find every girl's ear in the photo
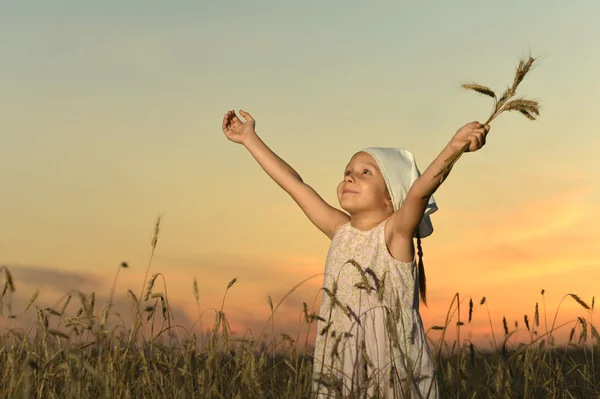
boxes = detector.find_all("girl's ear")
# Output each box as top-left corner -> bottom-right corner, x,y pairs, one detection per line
385,190 -> 394,209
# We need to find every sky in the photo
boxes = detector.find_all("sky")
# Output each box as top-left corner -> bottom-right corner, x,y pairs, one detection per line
1,0 -> 600,349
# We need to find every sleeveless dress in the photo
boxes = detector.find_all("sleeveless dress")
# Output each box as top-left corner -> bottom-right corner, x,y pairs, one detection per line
312,218 -> 439,398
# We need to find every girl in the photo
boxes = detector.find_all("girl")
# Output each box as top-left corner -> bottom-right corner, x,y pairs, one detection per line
222,110 -> 489,398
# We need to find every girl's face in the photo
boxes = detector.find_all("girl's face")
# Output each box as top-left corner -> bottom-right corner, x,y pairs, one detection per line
337,152 -> 393,215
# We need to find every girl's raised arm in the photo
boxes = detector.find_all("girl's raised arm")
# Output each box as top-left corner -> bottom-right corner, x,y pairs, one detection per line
222,110 -> 349,239
389,121 -> 489,241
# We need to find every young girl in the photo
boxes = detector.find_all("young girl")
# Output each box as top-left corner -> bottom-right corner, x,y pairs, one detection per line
222,110 -> 489,398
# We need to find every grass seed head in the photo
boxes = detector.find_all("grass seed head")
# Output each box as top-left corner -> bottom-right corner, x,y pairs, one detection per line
226,277 -> 237,290
461,82 -> 496,98
468,298 -> 473,323
193,278 -> 199,306
151,215 -> 162,250
145,274 -> 159,301
569,294 -> 590,310
502,98 -> 540,120
2,267 -> 15,292
512,56 -> 536,92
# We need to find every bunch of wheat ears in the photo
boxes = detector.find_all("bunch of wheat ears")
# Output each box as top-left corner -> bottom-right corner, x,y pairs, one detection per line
435,55 -> 541,179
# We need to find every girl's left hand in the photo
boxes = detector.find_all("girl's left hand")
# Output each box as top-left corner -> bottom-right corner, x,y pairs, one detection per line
450,121 -> 490,153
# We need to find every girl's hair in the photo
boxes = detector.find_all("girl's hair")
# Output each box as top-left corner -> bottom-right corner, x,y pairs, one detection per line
416,232 -> 427,306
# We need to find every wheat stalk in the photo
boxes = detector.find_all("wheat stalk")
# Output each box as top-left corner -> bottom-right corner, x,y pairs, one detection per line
434,55 -> 541,179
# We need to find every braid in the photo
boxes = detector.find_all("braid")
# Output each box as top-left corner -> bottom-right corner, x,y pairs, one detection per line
416,231 -> 427,306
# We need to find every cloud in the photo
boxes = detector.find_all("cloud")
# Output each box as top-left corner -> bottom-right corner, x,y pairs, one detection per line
3,264 -> 103,294
430,182 -> 600,279
476,187 -> 589,243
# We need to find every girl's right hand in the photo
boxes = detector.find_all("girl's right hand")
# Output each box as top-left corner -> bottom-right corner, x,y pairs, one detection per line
222,109 -> 256,145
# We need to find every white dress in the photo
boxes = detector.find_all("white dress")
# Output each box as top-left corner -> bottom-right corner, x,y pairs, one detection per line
312,218 -> 439,398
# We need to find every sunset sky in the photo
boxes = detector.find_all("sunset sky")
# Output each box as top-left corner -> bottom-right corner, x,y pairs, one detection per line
2,1 -> 600,348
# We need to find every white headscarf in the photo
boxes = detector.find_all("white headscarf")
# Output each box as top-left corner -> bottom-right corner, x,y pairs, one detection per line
362,147 -> 438,238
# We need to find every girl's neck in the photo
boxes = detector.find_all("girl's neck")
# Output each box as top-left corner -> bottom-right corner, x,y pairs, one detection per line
349,210 -> 393,231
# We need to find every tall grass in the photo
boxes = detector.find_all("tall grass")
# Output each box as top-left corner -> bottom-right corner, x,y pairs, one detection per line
1,219 -> 598,398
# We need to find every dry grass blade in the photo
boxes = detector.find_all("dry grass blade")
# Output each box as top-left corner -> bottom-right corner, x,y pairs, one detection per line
461,82 -> 496,99
151,292 -> 165,300
518,109 -> 537,120
87,292 -> 95,318
146,302 -> 157,322
151,215 -> 162,250
319,321 -> 332,336
302,302 -> 309,323
502,98 -> 540,120
100,304 -> 109,327
592,324 -> 600,344
578,317 -> 588,344
505,98 -> 540,109
160,297 -> 167,321
139,214 -> 163,306
36,307 -> 49,329
24,288 -> 40,312
512,56 -> 536,91
144,274 -> 159,301
321,288 -> 348,316
345,259 -> 372,293
345,304 -> 361,325
569,327 -> 575,343
47,329 -> 70,339
44,308 -> 61,316
309,313 -> 326,322
60,295 -> 71,316
127,289 -> 138,304
364,268 -> 381,293
498,86 -> 513,101
227,277 -> 238,290
2,266 -> 15,293
193,278 -> 199,307
468,298 -> 473,323
78,292 -> 87,314
568,294 -> 590,310
150,293 -> 168,321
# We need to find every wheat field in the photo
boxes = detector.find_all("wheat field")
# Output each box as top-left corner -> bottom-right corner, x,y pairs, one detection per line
1,220 -> 599,398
